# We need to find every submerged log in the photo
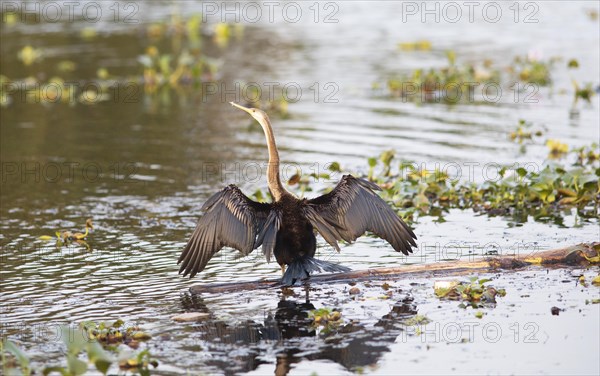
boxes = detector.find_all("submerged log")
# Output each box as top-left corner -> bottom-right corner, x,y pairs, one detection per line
189,242 -> 599,295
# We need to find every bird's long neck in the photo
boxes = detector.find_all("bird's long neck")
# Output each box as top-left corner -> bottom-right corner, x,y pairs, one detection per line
261,117 -> 286,201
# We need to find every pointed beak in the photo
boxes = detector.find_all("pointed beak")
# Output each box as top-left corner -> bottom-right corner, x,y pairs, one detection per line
230,102 -> 253,115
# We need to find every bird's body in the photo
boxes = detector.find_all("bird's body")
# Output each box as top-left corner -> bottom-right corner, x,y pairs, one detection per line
273,195 -> 316,266
178,103 -> 417,285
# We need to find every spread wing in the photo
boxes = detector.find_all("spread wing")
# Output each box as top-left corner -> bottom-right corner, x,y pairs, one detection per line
305,175 -> 417,255
178,185 -> 278,278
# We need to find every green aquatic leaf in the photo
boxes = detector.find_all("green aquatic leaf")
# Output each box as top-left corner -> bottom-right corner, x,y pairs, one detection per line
3,340 -> 31,376
516,168 -> 528,178
86,341 -> 113,375
327,162 -> 341,172
62,326 -> 86,355
567,59 -> 579,68
67,353 -> 88,376
112,319 -> 124,328
42,366 -> 68,376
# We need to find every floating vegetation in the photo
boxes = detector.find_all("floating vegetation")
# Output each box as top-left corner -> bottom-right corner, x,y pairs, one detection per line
385,51 -> 501,103
376,143 -> 599,224
137,45 -> 218,92
581,246 -> 600,264
136,15 -> 241,89
400,314 -> 431,326
546,139 -> 569,159
567,58 -> 596,114
118,349 -> 159,373
17,45 -> 43,66
509,119 -> 544,144
573,144 -> 600,166
585,8 -> 599,21
308,307 -> 343,334
379,50 -> 584,104
40,219 -> 93,241
572,81 -> 595,105
2,12 -> 243,108
1,340 -> 31,376
81,319 -> 152,348
509,54 -> 556,86
434,277 -> 506,308
213,22 -> 244,48
397,40 -> 432,51
274,141 -> 599,225
79,27 -> 98,41
1,322 -> 157,376
242,84 -> 290,119
284,162 -> 343,198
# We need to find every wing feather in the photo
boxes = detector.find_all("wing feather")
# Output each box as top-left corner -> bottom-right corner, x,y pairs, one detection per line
255,210 -> 282,262
178,185 -> 277,278
305,175 -> 417,255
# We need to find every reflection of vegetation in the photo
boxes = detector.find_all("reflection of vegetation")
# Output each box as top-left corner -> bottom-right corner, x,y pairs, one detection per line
2,322 -> 157,376
434,277 -> 506,309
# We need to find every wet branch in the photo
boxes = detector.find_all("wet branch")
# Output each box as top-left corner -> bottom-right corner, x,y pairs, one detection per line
189,242 -> 599,295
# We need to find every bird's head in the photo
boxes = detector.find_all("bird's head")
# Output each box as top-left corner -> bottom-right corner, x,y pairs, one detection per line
230,102 -> 270,125
85,218 -> 94,230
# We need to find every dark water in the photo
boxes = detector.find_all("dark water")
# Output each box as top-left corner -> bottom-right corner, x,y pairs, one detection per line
1,1 -> 599,375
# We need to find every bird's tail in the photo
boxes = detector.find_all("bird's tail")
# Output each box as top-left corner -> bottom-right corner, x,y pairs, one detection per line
281,257 -> 351,286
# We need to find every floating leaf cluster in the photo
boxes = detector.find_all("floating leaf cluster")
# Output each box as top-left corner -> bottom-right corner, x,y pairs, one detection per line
397,40 -> 432,51
272,142 -> 599,226
381,51 -> 589,104
243,84 -> 290,119
370,145 -> 599,225
308,307 -> 343,334
81,319 -> 152,348
385,51 -> 501,103
2,321 -> 157,376
434,277 -> 506,309
509,119 -> 544,144
38,219 -> 93,250
508,54 -> 556,86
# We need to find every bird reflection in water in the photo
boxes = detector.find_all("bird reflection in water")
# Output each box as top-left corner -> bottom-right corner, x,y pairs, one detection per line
178,290 -> 418,375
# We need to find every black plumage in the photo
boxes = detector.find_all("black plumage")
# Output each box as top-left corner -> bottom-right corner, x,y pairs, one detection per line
178,103 -> 417,285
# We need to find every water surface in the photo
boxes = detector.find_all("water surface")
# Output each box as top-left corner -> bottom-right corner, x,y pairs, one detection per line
1,1 -> 599,374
